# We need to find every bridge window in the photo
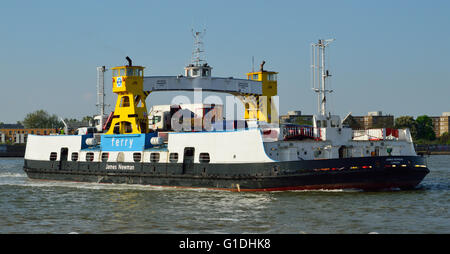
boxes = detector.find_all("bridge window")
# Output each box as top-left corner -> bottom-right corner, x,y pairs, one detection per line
129,68 -> 143,77
267,73 -> 277,81
331,120 -> 339,127
126,68 -> 134,76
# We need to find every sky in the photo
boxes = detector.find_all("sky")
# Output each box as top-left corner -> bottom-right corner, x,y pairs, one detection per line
1,0 -> 449,123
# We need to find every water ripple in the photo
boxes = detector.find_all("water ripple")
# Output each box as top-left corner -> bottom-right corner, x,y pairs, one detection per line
0,156 -> 449,233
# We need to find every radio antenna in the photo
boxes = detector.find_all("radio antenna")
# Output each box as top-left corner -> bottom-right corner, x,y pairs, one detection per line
191,28 -> 207,67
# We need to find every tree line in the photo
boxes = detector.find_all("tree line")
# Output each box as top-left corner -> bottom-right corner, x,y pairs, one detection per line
394,115 -> 449,144
18,110 -> 93,129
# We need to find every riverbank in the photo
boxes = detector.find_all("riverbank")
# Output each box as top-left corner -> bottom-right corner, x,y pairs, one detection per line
415,144 -> 450,155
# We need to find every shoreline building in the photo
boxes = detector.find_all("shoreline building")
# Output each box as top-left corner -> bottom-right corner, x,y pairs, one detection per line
431,112 -> 450,137
0,124 -> 57,144
280,111 -> 314,126
342,111 -> 394,130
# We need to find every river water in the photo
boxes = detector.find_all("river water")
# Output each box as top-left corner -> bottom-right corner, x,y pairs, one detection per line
0,156 -> 448,234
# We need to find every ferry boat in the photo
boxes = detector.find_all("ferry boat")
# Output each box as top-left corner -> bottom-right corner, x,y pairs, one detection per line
23,37 -> 429,191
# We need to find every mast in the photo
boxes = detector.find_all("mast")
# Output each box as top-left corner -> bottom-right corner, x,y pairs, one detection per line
191,28 -> 206,67
96,66 -> 107,117
184,29 -> 212,78
311,39 -> 334,116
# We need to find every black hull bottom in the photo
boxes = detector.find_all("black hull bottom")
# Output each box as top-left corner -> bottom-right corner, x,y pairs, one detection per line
23,156 -> 430,192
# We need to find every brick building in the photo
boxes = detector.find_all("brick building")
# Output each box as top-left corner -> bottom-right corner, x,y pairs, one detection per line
432,112 -> 450,137
280,111 -> 314,126
343,111 -> 394,130
0,124 -> 57,143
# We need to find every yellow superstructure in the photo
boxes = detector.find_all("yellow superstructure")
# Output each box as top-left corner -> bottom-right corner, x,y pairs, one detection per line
240,69 -> 278,123
105,58 -> 278,133
106,65 -> 149,134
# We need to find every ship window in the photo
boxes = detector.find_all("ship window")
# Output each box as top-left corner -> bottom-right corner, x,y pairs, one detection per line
202,69 -> 209,77
192,69 -> 198,76
71,152 -> 78,161
113,69 -> 119,77
123,122 -> 133,133
126,68 -> 134,76
150,116 -> 161,124
86,152 -> 95,162
113,123 -> 120,134
120,96 -> 130,107
137,69 -> 143,77
253,74 -> 259,80
49,152 -> 57,161
267,73 -> 277,81
150,152 -> 160,163
169,153 -> 178,163
133,152 -> 142,162
199,153 -> 210,163
119,68 -> 126,76
101,152 -> 109,162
